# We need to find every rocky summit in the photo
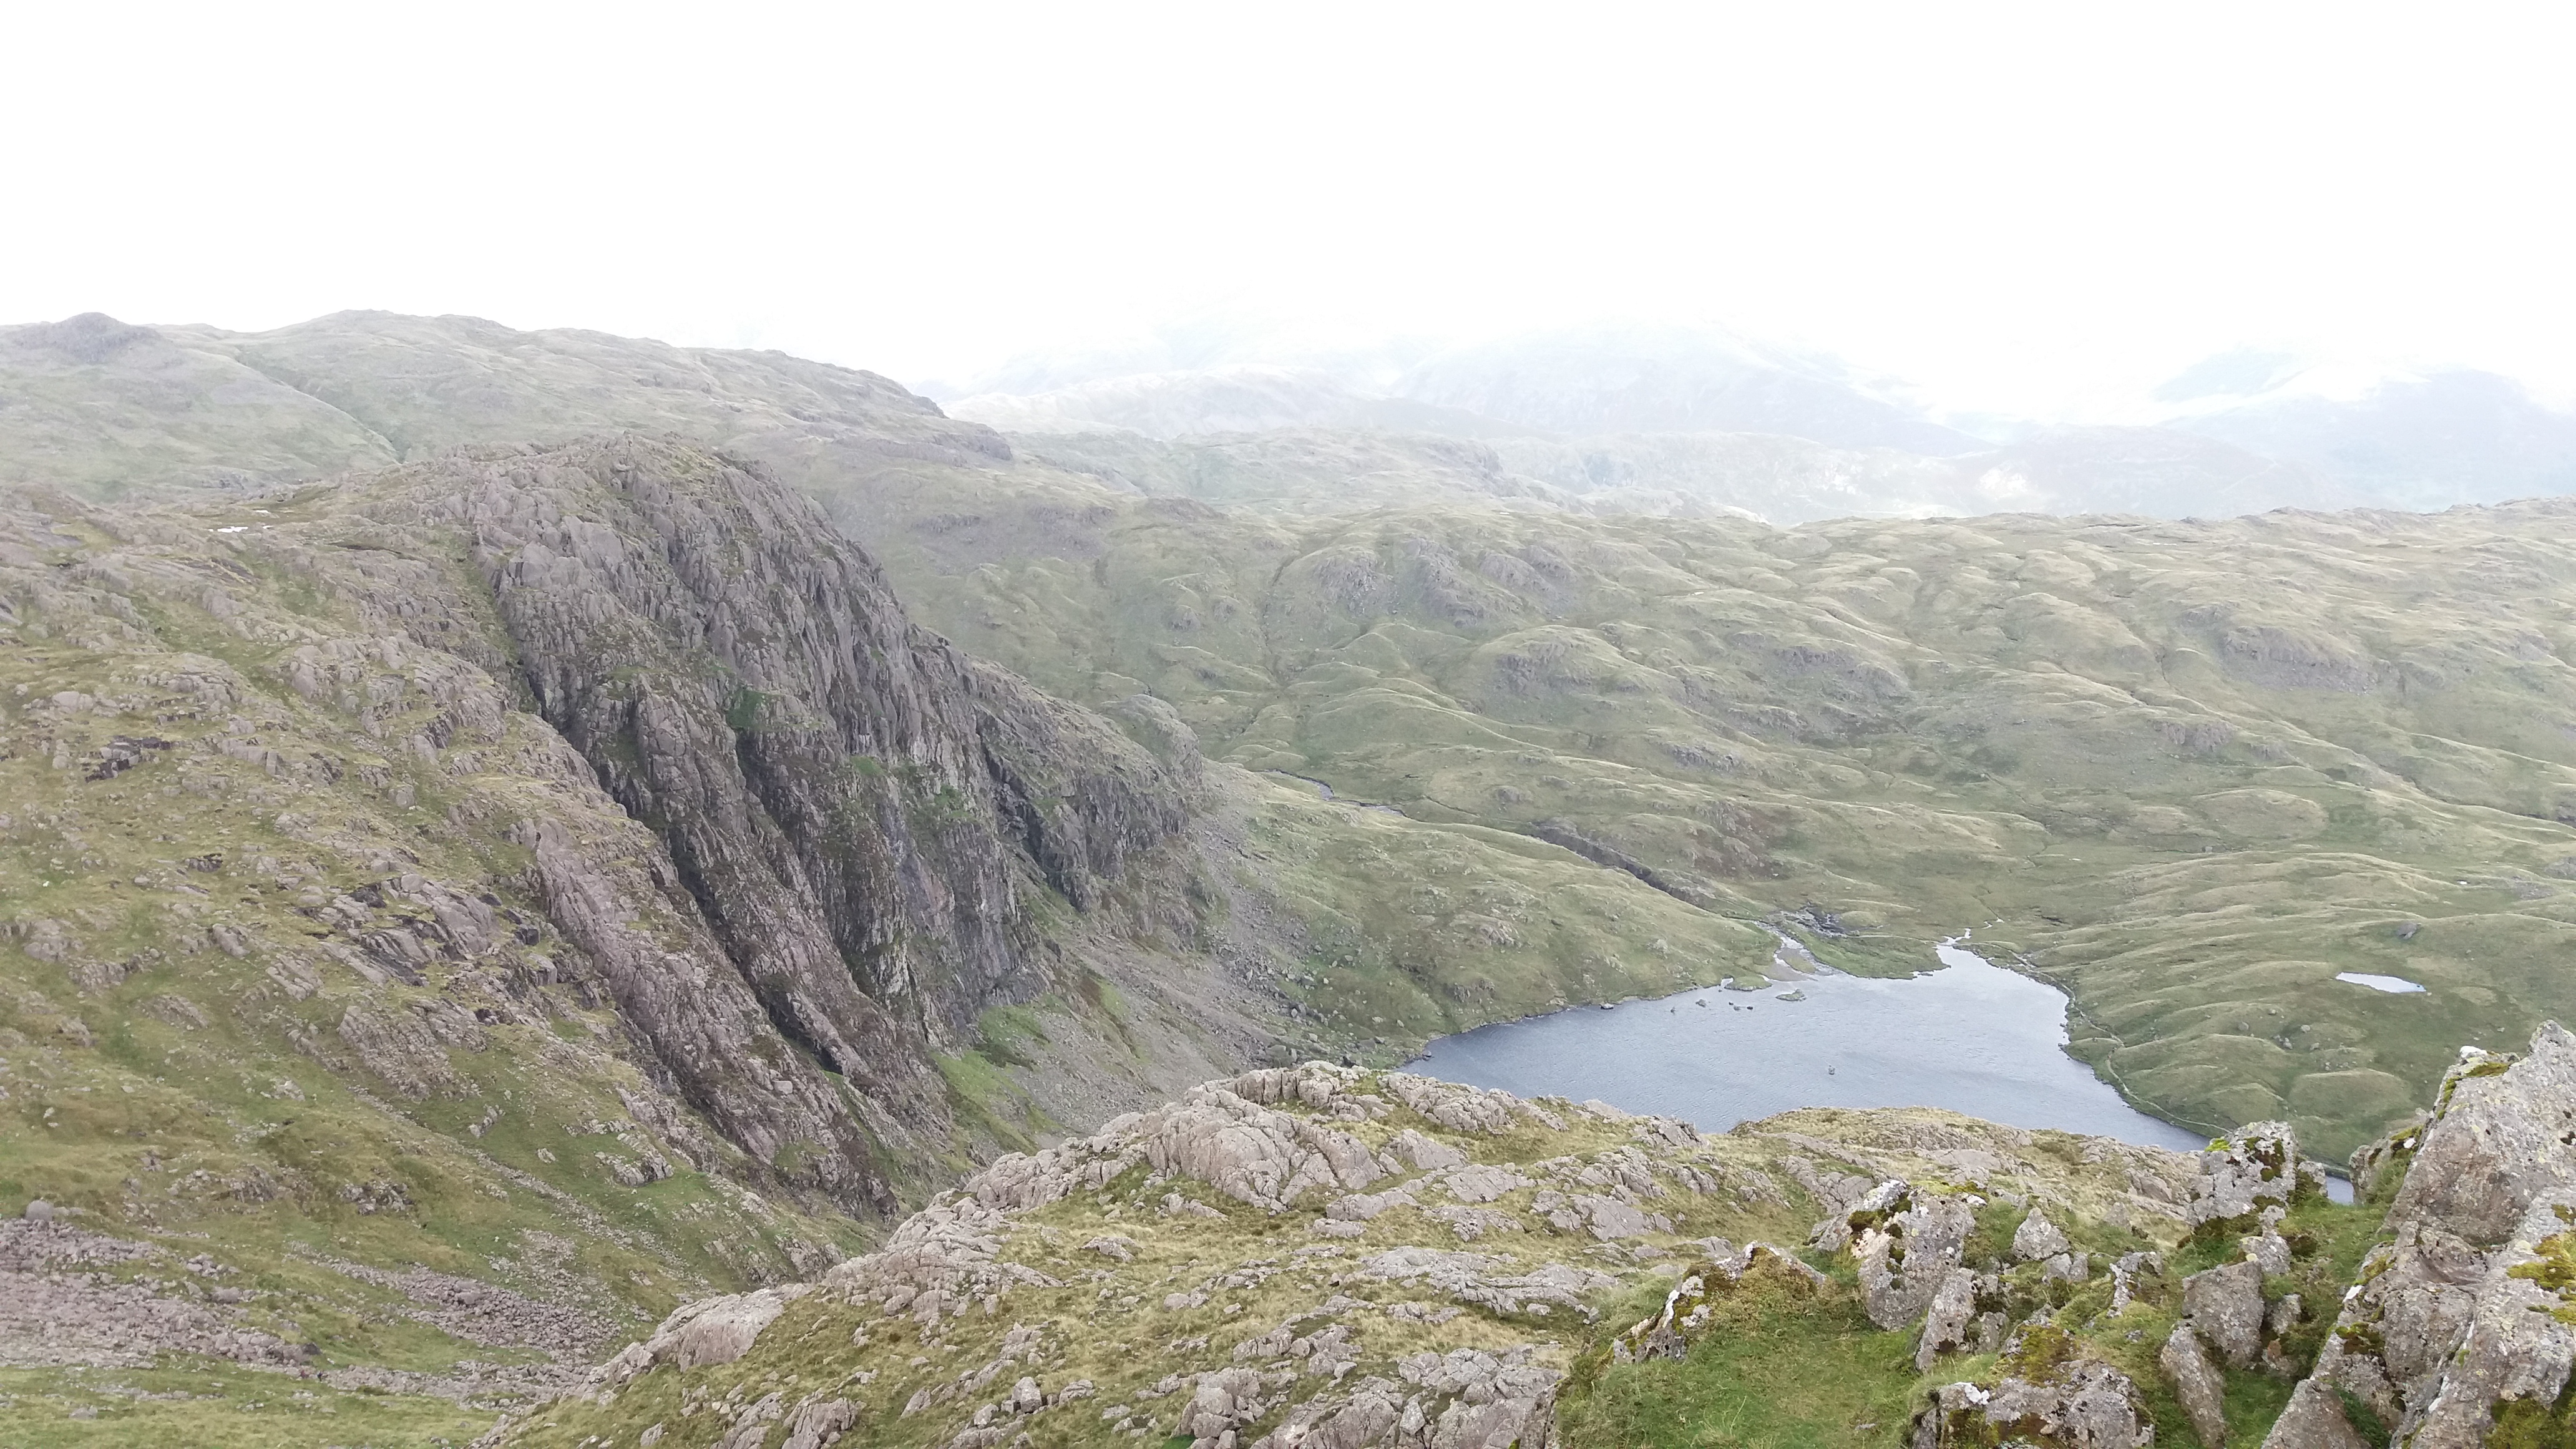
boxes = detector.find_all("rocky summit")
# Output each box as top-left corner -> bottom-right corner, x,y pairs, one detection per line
457,1025 -> 2576,1449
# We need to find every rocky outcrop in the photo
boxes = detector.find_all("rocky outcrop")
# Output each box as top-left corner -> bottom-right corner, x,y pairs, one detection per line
2263,1024 -> 2576,1447
1912,1325 -> 2153,1448
2187,1121 -> 2303,1229
1849,1181 -> 1978,1330
2183,1259 -> 2267,1368
531,1063 -> 1956,1449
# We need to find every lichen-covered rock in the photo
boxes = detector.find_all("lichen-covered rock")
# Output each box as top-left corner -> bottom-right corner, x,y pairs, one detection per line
2183,1259 -> 2266,1368
1915,1267 -> 1980,1372
2188,1121 -> 2301,1228
1913,1327 -> 2152,1448
2393,1189 -> 2576,1448
1850,1183 -> 1977,1330
2263,1022 -> 2576,1448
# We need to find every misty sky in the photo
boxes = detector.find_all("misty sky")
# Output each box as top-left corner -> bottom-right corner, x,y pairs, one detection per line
7,2 -> 2570,417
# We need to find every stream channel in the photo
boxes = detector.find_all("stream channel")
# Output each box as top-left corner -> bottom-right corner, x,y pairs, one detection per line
1407,935 -> 2318,1181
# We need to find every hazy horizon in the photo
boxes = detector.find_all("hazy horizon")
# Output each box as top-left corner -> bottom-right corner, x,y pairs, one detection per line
9,4 -> 2574,424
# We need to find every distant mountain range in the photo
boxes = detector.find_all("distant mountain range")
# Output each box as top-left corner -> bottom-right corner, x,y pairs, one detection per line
944,325 -> 2576,520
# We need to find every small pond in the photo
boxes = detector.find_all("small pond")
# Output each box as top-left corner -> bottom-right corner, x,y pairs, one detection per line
1409,938 -> 2230,1163
2334,972 -> 2426,995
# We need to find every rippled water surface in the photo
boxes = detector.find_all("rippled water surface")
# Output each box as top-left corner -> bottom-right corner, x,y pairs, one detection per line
1409,940 -> 2213,1154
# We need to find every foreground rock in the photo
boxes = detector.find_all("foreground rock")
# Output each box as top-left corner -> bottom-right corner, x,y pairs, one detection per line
486,1066 -> 2201,1449
2263,1025 -> 2576,1448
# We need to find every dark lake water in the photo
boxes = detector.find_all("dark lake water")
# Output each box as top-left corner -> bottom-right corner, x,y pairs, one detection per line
1409,939 -> 2217,1156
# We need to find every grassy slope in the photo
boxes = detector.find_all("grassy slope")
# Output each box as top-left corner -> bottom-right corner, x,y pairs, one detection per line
0,483 -> 881,1440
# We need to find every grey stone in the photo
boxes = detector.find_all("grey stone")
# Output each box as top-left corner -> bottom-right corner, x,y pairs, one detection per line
1855,1186 -> 1976,1330
2261,1378 -> 2373,1449
2243,1232 -> 2293,1277
1914,1349 -> 2152,1447
2158,1322 -> 2228,1448
2261,1023 -> 2576,1448
2012,1209 -> 2072,1262
1915,1268 -> 1978,1372
2184,1260 -> 2266,1367
2188,1122 -> 2301,1228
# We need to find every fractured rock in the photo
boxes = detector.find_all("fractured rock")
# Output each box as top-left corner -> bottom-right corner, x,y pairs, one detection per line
2188,1122 -> 2301,1228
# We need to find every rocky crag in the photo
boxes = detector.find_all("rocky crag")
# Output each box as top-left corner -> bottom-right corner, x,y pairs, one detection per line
484,1024 -> 2576,1449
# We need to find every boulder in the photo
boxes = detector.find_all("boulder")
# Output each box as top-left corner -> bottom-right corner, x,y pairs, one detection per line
629,1285 -> 809,1374
1915,1268 -> 1979,1372
2158,1322 -> 2229,1448
2183,1261 -> 2266,1368
2242,1231 -> 2292,1277
2012,1209 -> 2072,1262
1853,1185 -> 1976,1330
2188,1123 -> 2301,1228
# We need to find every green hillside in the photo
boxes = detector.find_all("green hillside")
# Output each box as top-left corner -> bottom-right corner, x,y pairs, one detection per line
12,311 -> 2576,1164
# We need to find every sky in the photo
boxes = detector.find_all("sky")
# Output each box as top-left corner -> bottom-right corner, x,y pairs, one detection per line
6,2 -> 2572,419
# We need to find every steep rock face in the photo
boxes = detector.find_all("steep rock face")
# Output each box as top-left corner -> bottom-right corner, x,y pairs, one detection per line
371,439 -> 1185,1058
2264,1023 -> 2576,1447
343,438 -> 1192,1208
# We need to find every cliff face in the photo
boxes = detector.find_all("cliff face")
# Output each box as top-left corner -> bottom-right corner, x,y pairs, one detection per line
376,440 -> 1184,1144
373,439 -> 1194,1213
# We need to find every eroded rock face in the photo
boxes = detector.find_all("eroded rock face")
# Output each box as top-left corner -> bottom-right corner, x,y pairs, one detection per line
2263,1023 -> 2576,1447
